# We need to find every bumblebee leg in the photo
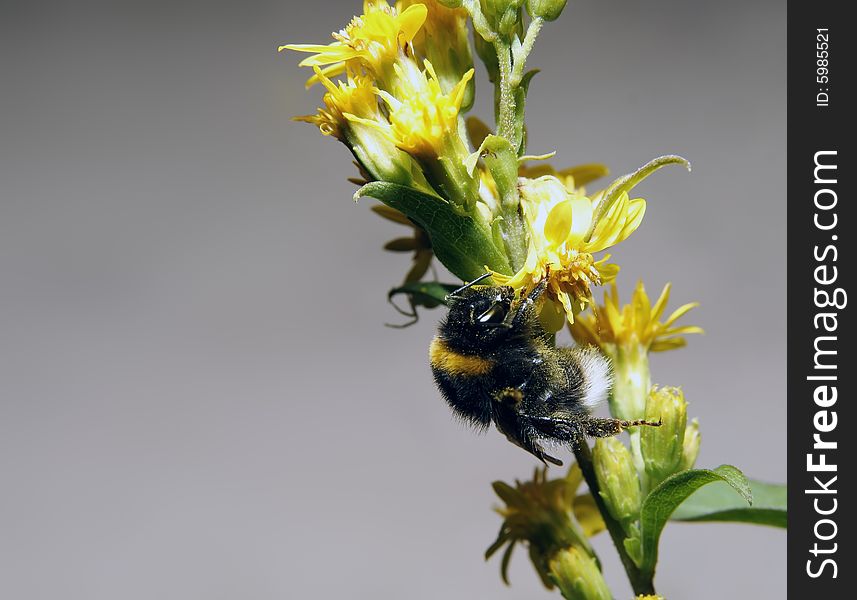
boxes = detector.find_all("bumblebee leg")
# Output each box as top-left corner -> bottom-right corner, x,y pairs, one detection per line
579,416 -> 662,438
492,388 -> 564,466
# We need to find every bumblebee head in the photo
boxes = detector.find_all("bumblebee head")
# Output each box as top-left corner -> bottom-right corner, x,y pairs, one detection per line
438,281 -> 523,353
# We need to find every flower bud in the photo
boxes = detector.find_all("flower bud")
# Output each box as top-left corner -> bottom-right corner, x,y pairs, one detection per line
436,0 -> 462,6
526,0 -> 568,21
549,547 -> 612,600
679,418 -> 701,472
593,437 -> 642,532
480,0 -> 525,36
640,386 -> 687,489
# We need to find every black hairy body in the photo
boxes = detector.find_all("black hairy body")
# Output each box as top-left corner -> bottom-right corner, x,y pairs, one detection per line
430,276 -> 658,465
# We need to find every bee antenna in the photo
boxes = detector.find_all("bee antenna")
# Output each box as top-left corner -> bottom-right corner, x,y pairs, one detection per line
446,272 -> 493,300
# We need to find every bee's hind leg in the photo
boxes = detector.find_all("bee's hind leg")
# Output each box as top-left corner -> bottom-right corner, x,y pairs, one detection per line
578,415 -> 662,438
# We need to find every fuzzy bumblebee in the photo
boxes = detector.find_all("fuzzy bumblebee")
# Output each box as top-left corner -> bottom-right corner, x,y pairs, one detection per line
430,274 -> 660,465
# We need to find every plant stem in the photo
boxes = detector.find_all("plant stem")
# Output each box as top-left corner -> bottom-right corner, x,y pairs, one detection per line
573,441 -> 656,596
494,39 -> 517,146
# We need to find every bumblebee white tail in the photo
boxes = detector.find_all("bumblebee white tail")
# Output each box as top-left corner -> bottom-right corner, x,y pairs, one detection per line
575,346 -> 613,409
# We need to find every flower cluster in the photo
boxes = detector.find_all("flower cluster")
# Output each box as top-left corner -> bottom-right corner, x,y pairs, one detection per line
283,0 -> 687,323
281,4 -> 762,599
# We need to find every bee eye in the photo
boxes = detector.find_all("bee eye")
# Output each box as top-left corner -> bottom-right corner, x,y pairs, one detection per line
477,301 -> 509,325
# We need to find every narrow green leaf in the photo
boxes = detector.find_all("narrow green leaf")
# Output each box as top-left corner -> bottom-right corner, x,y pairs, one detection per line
355,182 -> 511,280
672,479 -> 786,528
638,465 -> 751,580
387,281 -> 458,309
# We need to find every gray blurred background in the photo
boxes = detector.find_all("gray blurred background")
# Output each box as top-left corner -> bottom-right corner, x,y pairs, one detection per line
1,1 -> 785,598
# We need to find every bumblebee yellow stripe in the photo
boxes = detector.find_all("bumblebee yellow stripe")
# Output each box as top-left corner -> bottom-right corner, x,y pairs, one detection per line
429,338 -> 493,376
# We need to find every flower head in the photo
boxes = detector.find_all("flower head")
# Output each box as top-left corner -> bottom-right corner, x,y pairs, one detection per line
570,281 -> 703,353
282,1 -> 427,88
295,68 -> 379,140
486,465 -> 599,588
377,61 -> 474,158
347,60 -> 477,209
491,174 -> 645,325
398,0 -> 475,110
297,67 -> 426,188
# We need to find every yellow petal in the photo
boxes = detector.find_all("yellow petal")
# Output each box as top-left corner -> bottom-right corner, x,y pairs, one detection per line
663,302 -> 700,328
649,282 -> 672,322
566,194 -> 594,246
545,200 -> 573,246
397,4 -> 429,43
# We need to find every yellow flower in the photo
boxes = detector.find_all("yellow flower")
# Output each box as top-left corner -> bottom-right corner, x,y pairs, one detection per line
397,0 -> 475,110
486,465 -> 599,588
297,67 -> 425,188
281,1 -> 427,88
349,60 -> 478,210
569,281 -> 703,353
295,68 -> 378,140
376,60 -> 474,158
491,174 -> 645,323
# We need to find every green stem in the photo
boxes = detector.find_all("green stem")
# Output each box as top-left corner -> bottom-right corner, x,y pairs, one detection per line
494,39 -> 517,146
573,442 -> 656,596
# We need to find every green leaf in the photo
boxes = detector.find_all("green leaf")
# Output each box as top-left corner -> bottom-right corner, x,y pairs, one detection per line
586,155 -> 691,242
355,182 -> 511,280
386,281 -> 458,327
638,465 -> 751,580
671,479 -> 786,528
387,281 -> 458,309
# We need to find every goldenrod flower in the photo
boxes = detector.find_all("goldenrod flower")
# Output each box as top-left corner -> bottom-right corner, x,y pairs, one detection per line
351,60 -> 478,210
491,174 -> 645,324
570,281 -> 703,353
569,280 -> 701,421
298,67 -> 426,188
295,68 -> 378,140
487,465 -> 598,588
281,1 -> 427,88
377,60 -> 473,154
398,0 -> 475,110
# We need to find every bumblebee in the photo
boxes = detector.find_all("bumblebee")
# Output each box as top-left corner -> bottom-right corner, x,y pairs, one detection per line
430,273 -> 659,465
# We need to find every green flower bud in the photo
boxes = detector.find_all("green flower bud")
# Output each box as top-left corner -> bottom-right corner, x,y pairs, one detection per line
679,418 -> 701,472
526,0 -> 568,21
640,386 -> 688,489
593,437 -> 642,532
549,547 -> 612,600
436,0 -> 463,7
480,0 -> 525,36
